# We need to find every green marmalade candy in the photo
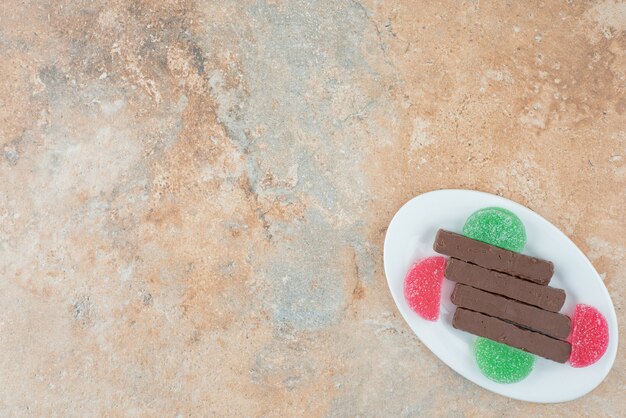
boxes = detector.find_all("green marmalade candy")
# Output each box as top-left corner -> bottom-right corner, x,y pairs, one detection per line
474,337 -> 535,383
463,207 -> 526,252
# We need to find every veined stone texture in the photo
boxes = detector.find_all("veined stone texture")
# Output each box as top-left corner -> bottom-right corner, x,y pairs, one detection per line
0,1 -> 624,416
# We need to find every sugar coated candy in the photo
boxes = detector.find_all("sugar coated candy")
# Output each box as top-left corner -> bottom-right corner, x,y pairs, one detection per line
474,337 -> 535,383
463,207 -> 526,252
403,256 -> 447,321
569,304 -> 609,368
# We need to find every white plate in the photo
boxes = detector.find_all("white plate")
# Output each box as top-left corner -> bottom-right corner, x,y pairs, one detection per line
383,189 -> 618,403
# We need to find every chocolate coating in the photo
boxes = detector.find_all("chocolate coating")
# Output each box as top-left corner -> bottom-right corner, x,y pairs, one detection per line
445,258 -> 565,312
433,229 -> 554,285
451,284 -> 571,339
453,308 -> 571,363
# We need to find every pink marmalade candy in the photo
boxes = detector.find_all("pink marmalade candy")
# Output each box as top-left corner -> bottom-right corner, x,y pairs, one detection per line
569,304 -> 609,368
403,256 -> 447,321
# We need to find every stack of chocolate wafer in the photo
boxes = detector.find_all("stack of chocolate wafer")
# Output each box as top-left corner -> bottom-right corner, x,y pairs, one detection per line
433,229 -> 571,363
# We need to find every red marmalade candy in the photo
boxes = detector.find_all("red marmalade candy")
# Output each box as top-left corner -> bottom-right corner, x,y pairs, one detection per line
569,304 -> 609,368
403,256 -> 447,321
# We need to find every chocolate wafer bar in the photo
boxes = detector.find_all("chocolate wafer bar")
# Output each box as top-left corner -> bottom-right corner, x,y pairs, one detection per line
451,284 -> 571,339
453,308 -> 571,363
433,229 -> 554,285
445,258 -> 565,312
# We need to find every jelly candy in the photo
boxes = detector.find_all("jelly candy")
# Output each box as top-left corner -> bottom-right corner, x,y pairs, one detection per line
403,256 -> 447,321
569,304 -> 609,368
474,337 -> 535,383
463,207 -> 526,252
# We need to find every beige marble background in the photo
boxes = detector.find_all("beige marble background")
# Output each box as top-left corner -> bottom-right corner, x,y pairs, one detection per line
1,0 -> 624,416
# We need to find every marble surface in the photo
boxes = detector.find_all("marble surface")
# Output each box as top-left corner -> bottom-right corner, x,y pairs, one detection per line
1,0 -> 624,416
